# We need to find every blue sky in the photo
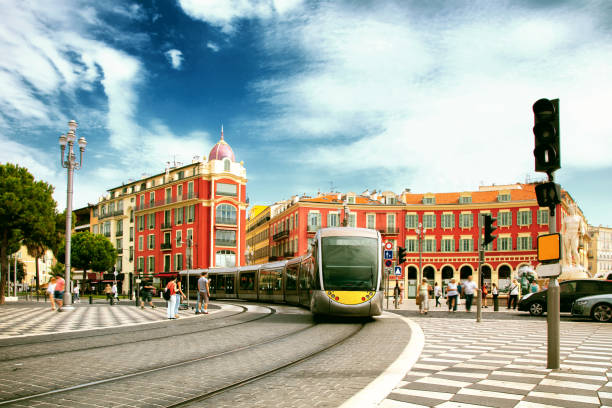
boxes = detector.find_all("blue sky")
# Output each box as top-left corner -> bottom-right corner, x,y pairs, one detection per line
1,0 -> 611,226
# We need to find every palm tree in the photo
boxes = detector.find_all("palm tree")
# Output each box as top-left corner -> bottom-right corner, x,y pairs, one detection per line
25,240 -> 46,294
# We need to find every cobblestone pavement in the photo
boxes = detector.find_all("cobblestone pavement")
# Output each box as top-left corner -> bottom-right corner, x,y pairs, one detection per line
0,301 -> 220,338
379,314 -> 612,408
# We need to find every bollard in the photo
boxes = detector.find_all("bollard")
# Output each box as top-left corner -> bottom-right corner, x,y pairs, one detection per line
89,295 -> 93,304
493,296 -> 499,311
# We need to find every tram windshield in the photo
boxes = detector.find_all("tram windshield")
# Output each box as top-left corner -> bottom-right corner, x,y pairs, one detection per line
321,236 -> 378,290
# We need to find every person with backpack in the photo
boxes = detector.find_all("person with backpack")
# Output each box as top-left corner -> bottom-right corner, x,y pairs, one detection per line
164,277 -> 178,319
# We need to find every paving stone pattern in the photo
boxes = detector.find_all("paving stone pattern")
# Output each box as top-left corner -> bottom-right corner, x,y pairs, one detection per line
380,316 -> 612,408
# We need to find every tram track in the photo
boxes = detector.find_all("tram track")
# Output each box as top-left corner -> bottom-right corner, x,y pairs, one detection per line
0,316 -> 366,407
0,303 -> 275,362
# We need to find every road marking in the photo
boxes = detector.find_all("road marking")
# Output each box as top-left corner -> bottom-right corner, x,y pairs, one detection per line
528,391 -> 600,404
457,387 -> 523,400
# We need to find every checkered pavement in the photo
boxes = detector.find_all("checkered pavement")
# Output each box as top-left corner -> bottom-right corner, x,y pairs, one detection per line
379,316 -> 612,408
0,302 -> 202,338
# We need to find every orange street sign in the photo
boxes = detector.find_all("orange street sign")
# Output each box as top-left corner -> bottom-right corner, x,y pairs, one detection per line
538,233 -> 561,263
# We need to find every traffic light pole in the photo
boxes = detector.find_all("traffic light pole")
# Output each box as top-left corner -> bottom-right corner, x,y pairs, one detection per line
476,214 -> 483,323
547,201 -> 560,369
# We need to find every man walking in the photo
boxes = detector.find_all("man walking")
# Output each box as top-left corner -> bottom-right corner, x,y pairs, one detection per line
73,284 -> 80,303
462,275 -> 477,312
140,279 -> 156,309
196,271 -> 209,315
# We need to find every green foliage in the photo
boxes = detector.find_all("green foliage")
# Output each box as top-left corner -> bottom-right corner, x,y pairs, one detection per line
0,163 -> 57,303
51,262 -> 65,278
57,231 -> 117,272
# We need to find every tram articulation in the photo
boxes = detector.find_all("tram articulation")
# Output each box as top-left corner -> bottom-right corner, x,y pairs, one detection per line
180,227 -> 384,317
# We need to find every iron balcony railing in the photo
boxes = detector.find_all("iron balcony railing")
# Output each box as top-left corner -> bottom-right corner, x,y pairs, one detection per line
215,239 -> 236,247
307,225 -> 321,232
215,217 -> 237,225
115,230 -> 123,236
161,222 -> 172,230
103,231 -> 111,237
160,242 -> 172,250
380,227 -> 400,234
137,192 -> 198,211
273,230 -> 289,240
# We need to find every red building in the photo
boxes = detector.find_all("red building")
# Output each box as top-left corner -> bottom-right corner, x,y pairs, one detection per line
263,184 -> 585,295
133,132 -> 247,281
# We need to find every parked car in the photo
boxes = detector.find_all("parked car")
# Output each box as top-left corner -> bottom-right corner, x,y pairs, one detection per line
518,279 -> 612,316
571,294 -> 612,322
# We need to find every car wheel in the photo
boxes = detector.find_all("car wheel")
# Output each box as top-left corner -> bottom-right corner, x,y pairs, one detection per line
592,303 -> 612,323
529,302 -> 544,316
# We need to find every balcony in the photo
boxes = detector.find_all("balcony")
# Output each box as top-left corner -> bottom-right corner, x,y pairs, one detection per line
273,230 -> 289,241
307,225 -> 321,233
283,252 -> 295,258
215,239 -> 236,247
216,217 -> 237,225
129,236 -> 134,242
115,230 -> 123,236
380,227 -> 400,235
113,209 -> 124,216
161,222 -> 172,230
136,192 -> 198,211
160,242 -> 172,250
103,231 -> 111,237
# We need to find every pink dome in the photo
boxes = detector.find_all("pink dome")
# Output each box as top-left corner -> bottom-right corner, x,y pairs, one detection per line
208,127 -> 235,162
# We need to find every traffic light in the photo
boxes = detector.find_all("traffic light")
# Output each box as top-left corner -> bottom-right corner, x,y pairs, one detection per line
535,181 -> 562,209
483,214 -> 497,246
398,247 -> 407,264
532,98 -> 560,173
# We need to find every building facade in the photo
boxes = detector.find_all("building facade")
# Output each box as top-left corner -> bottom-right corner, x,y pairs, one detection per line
588,225 -> 612,279
90,131 -> 247,292
261,183 -> 588,296
246,205 -> 271,265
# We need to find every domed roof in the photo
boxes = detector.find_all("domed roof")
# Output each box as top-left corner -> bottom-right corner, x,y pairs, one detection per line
208,126 -> 235,162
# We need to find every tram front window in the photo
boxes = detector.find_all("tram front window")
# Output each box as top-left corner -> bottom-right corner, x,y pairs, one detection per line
321,236 -> 377,291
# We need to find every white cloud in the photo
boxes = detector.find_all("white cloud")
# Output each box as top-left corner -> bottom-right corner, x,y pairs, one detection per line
165,49 -> 184,70
206,41 -> 220,52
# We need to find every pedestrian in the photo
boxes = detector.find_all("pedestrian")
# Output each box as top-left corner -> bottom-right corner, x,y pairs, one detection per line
482,283 -> 488,308
111,282 -> 118,304
47,277 -> 57,311
393,281 -> 400,309
530,280 -> 540,293
73,284 -> 80,303
196,271 -> 210,315
399,282 -> 404,304
492,283 -> 499,309
508,279 -> 520,310
446,278 -> 458,312
166,276 -> 178,319
104,284 -> 113,305
139,279 -> 156,309
174,276 -> 186,318
418,278 -> 430,314
54,276 -> 65,310
462,275 -> 477,312
456,282 -> 462,305
434,282 -> 441,307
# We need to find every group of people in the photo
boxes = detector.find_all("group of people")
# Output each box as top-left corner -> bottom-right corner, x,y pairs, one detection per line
415,276 -> 530,313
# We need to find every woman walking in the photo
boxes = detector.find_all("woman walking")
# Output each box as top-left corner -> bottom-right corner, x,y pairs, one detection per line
418,278 -> 430,314
173,277 -> 186,318
492,283 -> 499,310
166,276 -> 178,319
446,278 -> 459,312
47,277 -> 57,311
434,282 -> 442,308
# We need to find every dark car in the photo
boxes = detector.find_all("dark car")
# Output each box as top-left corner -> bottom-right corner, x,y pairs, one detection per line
518,279 -> 612,316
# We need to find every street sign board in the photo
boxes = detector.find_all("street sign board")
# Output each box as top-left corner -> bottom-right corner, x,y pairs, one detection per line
538,233 -> 561,263
385,260 -> 392,268
394,266 -> 402,276
384,250 -> 393,260
384,242 -> 393,250
536,263 -> 561,278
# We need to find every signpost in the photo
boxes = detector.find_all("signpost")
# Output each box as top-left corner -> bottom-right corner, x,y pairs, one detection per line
394,266 -> 402,276
384,250 -> 393,260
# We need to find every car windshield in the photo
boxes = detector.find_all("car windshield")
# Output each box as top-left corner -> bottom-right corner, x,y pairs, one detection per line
321,236 -> 378,291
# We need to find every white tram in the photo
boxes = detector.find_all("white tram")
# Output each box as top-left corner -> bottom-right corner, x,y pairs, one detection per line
180,227 -> 383,317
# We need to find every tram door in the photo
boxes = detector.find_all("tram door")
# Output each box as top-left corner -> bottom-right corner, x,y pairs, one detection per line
298,258 -> 313,307
284,263 -> 299,304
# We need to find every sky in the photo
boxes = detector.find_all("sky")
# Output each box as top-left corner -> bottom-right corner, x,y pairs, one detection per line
1,0 -> 611,226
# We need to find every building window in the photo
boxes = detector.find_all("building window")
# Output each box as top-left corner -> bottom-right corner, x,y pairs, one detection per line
187,205 -> 195,223
138,236 -> 144,251
116,256 -> 122,272
116,219 -> 123,235
459,213 -> 474,228
137,257 -> 144,273
348,213 -> 357,228
163,231 -> 171,245
441,238 -> 454,252
441,214 -> 455,229
405,214 -> 418,229
387,196 -> 396,204
129,246 -> 134,262
424,238 -> 436,252
216,230 -> 236,247
139,194 -> 145,210
148,213 -> 155,229
216,182 -> 237,196
498,193 -> 511,202
387,214 -> 396,231
137,215 -> 144,231
223,159 -> 231,171
406,238 -> 418,252
308,212 -> 321,230
116,238 -> 123,251
93,207 -> 98,217
498,237 -> 512,251
130,209 -> 134,223
177,184 -> 183,199
175,253 -> 183,271
459,238 -> 473,252
140,183 -> 146,191
366,214 -> 376,229
165,188 -> 172,204
459,196 -> 472,204
149,191 -> 155,206
216,204 -> 237,225
347,196 -> 355,204
423,214 -> 436,229
176,230 -> 182,247
498,211 -> 511,227
103,221 -> 111,237
517,236 -> 532,250
188,181 -> 194,198
328,212 -> 339,227
537,209 -> 549,225
175,207 -> 184,225
148,234 -> 155,250
164,254 -> 171,272
423,196 -> 435,204
93,224 -> 99,234
147,256 -> 155,273
295,213 -> 298,229
164,210 -> 171,227
216,250 -> 236,267
517,210 -> 532,226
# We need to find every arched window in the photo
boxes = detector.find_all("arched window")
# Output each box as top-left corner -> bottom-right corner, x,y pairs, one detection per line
216,250 -> 236,267
423,266 -> 435,280
216,204 -> 237,225
223,159 -> 231,171
460,265 -> 473,279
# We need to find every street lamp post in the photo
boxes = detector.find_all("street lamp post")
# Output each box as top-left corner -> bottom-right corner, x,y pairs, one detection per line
415,222 -> 426,286
59,120 -> 87,311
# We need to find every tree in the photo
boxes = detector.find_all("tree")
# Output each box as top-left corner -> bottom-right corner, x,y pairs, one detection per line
57,231 -> 117,273
0,164 -> 56,304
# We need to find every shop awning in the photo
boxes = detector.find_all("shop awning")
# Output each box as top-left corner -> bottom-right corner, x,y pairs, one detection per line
155,272 -> 178,278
